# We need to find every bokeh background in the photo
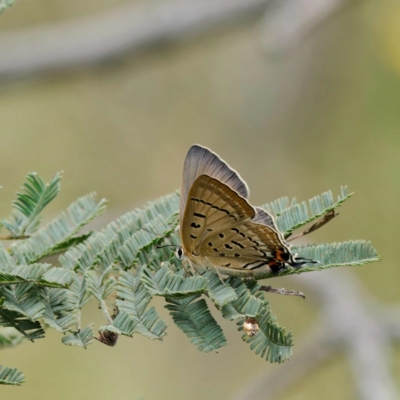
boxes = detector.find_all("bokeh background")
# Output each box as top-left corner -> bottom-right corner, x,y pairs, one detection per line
1,0 -> 400,399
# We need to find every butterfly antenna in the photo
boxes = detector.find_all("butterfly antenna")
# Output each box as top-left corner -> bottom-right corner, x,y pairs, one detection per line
155,244 -> 176,249
291,257 -> 319,268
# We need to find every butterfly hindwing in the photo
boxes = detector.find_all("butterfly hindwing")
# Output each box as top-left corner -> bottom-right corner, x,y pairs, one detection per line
180,145 -> 249,229
200,220 -> 292,273
181,174 -> 255,254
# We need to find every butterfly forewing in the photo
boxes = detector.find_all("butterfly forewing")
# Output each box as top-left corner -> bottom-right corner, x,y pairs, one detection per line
180,145 -> 249,230
181,175 -> 255,254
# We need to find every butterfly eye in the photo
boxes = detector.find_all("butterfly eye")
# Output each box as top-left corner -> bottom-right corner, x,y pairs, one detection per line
176,247 -> 184,260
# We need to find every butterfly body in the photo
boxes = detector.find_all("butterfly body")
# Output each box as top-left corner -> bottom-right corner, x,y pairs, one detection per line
178,145 -> 311,278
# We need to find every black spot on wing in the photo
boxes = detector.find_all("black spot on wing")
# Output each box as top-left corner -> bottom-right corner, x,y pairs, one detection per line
232,240 -> 245,249
194,212 -> 206,218
248,261 -> 269,270
242,261 -> 269,270
190,222 -> 201,229
191,197 -> 238,221
224,244 -> 233,249
248,237 -> 259,245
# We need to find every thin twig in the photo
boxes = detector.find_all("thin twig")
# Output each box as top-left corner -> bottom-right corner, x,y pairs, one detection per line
0,235 -> 30,240
259,285 -> 305,299
286,210 -> 337,242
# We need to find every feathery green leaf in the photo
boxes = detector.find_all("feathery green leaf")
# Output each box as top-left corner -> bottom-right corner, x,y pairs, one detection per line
0,308 -> 44,341
240,310 -> 293,363
0,365 -> 25,386
203,271 -> 238,308
166,295 -> 226,352
10,193 -> 108,264
116,271 -> 167,340
40,287 -> 77,333
1,172 -> 62,236
222,278 -> 265,320
0,264 -> 73,288
86,267 -> 117,303
254,240 -> 380,279
103,311 -> 137,336
141,264 -> 208,298
263,186 -> 353,236
62,324 -> 94,348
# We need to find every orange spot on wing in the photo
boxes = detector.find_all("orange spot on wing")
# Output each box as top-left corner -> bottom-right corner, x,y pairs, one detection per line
275,250 -> 285,262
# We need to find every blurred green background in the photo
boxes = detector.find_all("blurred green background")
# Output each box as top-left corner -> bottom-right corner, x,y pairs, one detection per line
1,0 -> 400,399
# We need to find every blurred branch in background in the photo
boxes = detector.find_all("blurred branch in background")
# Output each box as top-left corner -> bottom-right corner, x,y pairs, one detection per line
0,0 -> 268,79
0,0 -> 357,79
260,0 -> 357,53
235,272 -> 400,400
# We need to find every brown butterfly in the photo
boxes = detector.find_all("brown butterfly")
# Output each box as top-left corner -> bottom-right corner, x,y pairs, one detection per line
176,145 -> 312,278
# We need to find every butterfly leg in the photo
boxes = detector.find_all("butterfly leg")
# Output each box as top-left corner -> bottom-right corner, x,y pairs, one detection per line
259,285 -> 305,299
212,266 -> 226,285
186,259 -> 198,276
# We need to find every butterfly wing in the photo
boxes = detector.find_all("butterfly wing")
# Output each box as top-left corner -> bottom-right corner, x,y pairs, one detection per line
253,207 -> 281,231
180,145 -> 249,231
199,220 -> 293,274
181,174 -> 255,254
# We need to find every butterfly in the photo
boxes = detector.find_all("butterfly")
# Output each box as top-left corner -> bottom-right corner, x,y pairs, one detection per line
176,144 -> 312,278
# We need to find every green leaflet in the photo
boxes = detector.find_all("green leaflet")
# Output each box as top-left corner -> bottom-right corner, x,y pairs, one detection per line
0,308 -> 44,341
86,267 -> 117,303
116,271 -> 167,340
263,186 -> 353,236
103,312 -> 137,336
62,324 -> 94,348
40,287 -> 77,333
2,285 -> 46,322
203,271 -> 237,308
1,172 -> 62,237
0,264 -> 73,290
165,295 -> 226,353
10,193 -> 108,265
0,247 -> 17,272
59,193 -> 179,273
221,278 -> 265,320
141,264 -> 208,298
254,240 -> 380,280
0,365 -> 25,386
241,310 -> 294,363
